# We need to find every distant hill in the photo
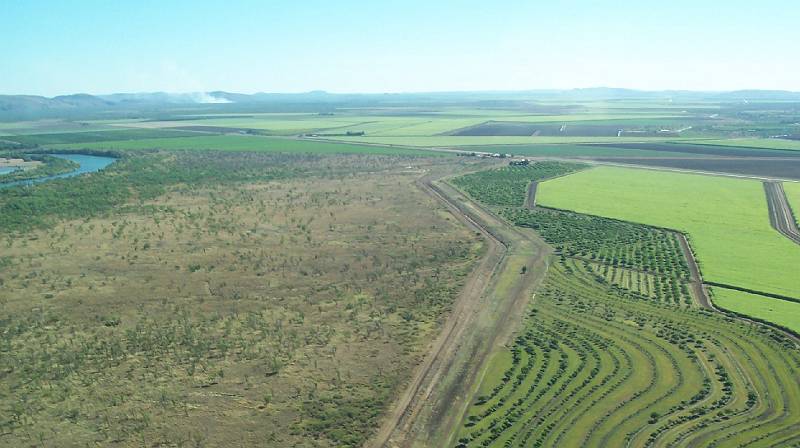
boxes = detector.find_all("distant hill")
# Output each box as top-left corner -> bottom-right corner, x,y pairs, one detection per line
1,88 -> 799,120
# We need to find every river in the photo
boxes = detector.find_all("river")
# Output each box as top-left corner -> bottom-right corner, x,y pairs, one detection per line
0,154 -> 116,189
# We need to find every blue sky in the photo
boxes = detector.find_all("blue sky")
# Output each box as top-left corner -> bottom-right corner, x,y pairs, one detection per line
2,0 -> 798,96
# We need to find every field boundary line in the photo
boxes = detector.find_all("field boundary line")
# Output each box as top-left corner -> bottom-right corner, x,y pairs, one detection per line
705,282 -> 800,305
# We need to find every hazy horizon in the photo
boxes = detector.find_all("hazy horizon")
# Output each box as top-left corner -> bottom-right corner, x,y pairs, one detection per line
6,85 -> 800,99
3,0 -> 799,97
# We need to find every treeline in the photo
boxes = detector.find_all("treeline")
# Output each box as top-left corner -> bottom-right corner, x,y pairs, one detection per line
451,162 -> 585,207
0,151 -> 316,232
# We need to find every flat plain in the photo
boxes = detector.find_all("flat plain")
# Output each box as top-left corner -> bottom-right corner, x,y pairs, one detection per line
3,94 -> 800,448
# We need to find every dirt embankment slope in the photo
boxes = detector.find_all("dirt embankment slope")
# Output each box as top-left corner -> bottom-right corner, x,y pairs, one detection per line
371,171 -> 551,448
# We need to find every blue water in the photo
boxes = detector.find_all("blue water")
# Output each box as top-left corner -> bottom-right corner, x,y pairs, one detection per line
0,167 -> 19,176
0,154 -> 116,189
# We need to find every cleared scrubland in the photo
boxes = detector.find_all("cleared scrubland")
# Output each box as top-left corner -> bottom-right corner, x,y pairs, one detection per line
0,152 -> 482,447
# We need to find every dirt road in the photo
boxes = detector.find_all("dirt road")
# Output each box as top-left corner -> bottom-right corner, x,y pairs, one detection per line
525,181 -> 538,209
674,232 -> 712,309
764,181 -> 800,245
370,171 -> 551,448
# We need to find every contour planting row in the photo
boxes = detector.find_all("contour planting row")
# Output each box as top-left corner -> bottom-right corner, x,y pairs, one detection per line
455,258 -> 800,447
585,260 -> 694,307
557,259 -> 800,447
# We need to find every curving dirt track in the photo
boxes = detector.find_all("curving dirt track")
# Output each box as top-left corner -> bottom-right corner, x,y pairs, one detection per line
369,174 -> 505,448
764,181 -> 800,245
370,171 -> 550,448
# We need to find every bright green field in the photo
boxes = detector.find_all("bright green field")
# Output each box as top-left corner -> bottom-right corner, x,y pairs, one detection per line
784,182 -> 800,227
537,166 -> 800,299
712,287 -> 800,333
330,118 -> 486,136
324,135 -> 694,147
699,138 -> 800,151
124,116 -> 367,135
50,135 -> 440,155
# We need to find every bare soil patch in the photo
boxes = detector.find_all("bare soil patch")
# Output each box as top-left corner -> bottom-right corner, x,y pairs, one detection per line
592,157 -> 800,179
588,142 -> 800,158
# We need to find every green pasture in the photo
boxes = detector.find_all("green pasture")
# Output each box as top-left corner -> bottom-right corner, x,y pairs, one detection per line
711,287 -> 800,333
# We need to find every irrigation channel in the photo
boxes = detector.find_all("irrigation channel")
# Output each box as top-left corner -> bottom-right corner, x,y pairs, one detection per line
0,153 -> 116,189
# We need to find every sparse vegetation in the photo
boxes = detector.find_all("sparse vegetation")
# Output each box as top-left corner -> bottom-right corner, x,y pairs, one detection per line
0,152 -> 482,446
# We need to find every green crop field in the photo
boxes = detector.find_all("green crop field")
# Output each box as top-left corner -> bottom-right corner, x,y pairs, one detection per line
711,287 -> 800,333
49,134 -> 439,155
537,166 -> 800,301
123,115 -> 368,134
